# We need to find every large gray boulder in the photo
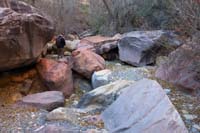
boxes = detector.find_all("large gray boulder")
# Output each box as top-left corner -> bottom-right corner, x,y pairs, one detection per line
118,30 -> 181,66
102,79 -> 188,133
0,0 -> 54,71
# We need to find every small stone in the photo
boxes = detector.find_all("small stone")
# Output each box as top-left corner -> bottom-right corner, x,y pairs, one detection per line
11,93 -> 23,103
164,89 -> 171,94
115,63 -> 121,66
64,51 -> 71,56
72,100 -> 79,106
193,124 -> 200,130
183,114 -> 197,120
181,110 -> 188,114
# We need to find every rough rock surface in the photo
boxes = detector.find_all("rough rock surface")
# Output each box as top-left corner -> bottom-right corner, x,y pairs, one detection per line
0,0 -> 54,71
156,44 -> 200,90
77,34 -> 121,55
102,79 -> 188,133
118,30 -> 181,66
77,80 -> 134,108
37,58 -> 74,97
21,91 -> 65,111
72,49 -> 106,79
47,107 -> 80,125
74,75 -> 93,93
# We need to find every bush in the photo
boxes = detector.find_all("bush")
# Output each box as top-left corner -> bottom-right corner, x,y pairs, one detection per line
172,0 -> 200,37
89,0 -> 178,35
89,0 -> 199,38
20,0 -> 89,34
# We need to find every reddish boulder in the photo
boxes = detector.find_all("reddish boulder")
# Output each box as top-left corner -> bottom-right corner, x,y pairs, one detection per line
37,58 -> 74,97
0,0 -> 55,71
77,34 -> 121,55
72,49 -> 106,79
156,43 -> 200,90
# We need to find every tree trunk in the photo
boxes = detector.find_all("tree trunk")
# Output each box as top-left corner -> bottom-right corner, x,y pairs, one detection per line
102,0 -> 114,19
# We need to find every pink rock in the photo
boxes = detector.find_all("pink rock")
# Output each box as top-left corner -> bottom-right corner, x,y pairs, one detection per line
72,49 -> 106,79
0,1 -> 54,71
77,35 -> 121,55
21,91 -> 65,111
156,44 -> 200,90
37,58 -> 74,97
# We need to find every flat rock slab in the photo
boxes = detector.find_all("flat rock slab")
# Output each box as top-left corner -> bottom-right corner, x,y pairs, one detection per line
21,91 -> 65,111
102,79 -> 188,133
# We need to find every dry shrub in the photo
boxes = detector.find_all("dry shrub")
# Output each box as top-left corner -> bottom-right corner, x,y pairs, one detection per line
172,0 -> 200,37
20,0 -> 89,34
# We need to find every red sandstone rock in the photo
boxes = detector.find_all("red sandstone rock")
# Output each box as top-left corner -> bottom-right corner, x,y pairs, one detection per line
72,49 -> 106,79
37,58 -> 74,97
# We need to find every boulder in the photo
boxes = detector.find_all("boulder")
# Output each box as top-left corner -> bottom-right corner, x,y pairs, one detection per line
47,107 -> 80,125
21,91 -> 65,111
118,30 -> 182,66
156,43 -> 200,90
77,80 -> 134,108
92,69 -> 112,88
77,34 -> 121,55
0,0 -> 54,71
72,49 -> 106,79
102,79 -> 188,133
37,58 -> 74,97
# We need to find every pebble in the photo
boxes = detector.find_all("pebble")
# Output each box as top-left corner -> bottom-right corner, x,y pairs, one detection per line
164,89 -> 171,94
181,110 -> 188,114
193,124 -> 200,131
115,63 -> 121,66
183,114 -> 197,120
